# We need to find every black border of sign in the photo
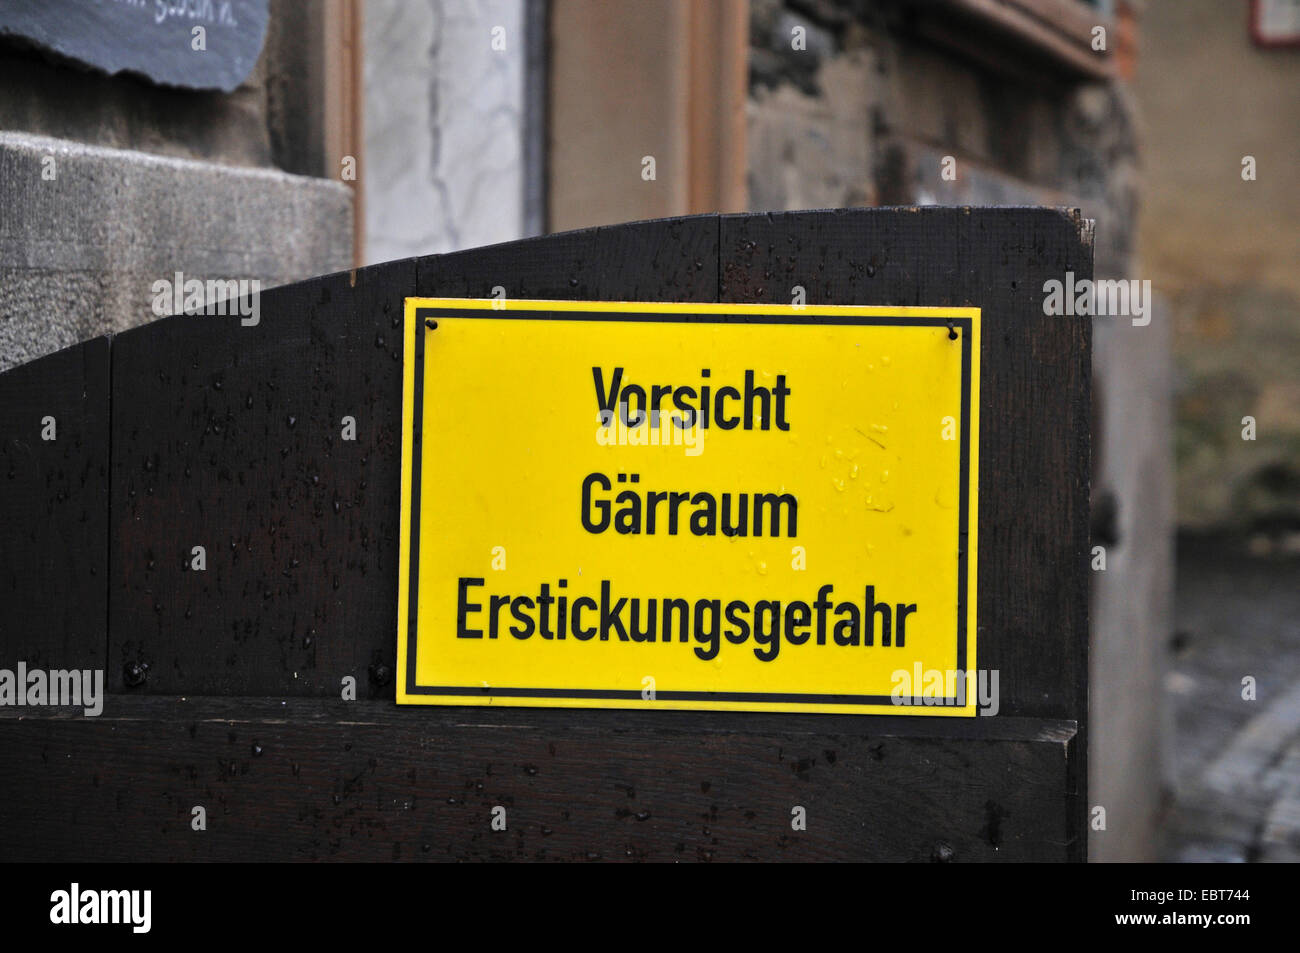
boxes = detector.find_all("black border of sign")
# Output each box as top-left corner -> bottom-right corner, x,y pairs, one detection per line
406,306 -> 973,709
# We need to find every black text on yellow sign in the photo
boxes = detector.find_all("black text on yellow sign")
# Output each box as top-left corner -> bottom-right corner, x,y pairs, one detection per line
398,299 -> 980,715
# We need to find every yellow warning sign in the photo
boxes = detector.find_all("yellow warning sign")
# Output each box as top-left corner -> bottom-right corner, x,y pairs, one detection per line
398,298 -> 979,715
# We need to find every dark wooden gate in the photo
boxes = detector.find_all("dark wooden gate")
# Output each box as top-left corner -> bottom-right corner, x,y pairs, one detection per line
0,208 -> 1090,861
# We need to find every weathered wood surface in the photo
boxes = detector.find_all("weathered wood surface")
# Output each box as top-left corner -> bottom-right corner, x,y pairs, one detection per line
110,217 -> 719,697
0,209 -> 1089,861
0,337 -> 108,672
719,207 -> 1093,724
0,699 -> 1079,862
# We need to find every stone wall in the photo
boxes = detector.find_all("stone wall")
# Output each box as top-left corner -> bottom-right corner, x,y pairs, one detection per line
0,1 -> 355,371
0,132 -> 352,373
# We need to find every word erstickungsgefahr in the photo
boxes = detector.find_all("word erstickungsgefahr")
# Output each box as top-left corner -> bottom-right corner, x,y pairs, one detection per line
455,579 -> 918,662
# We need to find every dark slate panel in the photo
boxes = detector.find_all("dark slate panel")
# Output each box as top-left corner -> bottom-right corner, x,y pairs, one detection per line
0,337 -> 109,673
0,0 -> 270,93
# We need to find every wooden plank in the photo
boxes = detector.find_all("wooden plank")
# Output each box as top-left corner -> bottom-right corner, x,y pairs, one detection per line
921,0 -> 1116,82
322,0 -> 364,267
414,214 -> 720,303
547,0 -> 747,226
0,337 -> 109,672
108,217 -> 720,698
719,207 -> 1089,857
108,260 -> 416,699
687,0 -> 749,215
548,0 -> 693,231
0,697 -> 1079,862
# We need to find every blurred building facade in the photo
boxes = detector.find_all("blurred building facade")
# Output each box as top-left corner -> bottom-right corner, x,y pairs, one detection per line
1135,0 -> 1300,538
362,0 -> 1166,863
2,0 -> 1189,862
1133,0 -> 1300,863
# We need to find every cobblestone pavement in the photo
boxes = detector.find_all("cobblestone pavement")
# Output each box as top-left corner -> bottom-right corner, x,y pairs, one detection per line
1162,535 -> 1300,862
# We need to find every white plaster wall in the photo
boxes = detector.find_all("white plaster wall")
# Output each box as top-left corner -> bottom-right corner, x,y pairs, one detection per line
363,0 -> 527,264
